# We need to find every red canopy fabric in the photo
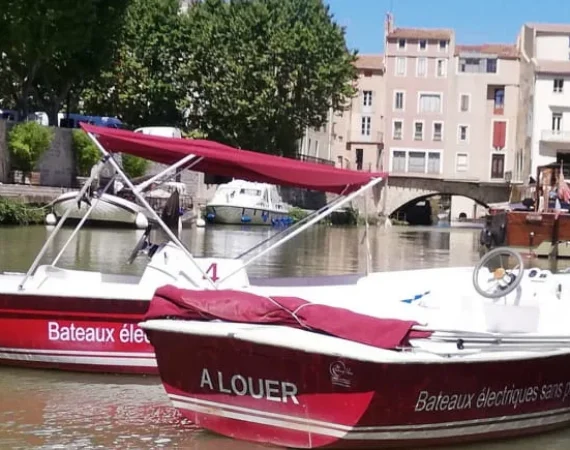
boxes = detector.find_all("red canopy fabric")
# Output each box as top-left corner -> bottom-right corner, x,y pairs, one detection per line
144,285 -> 430,350
80,124 -> 387,194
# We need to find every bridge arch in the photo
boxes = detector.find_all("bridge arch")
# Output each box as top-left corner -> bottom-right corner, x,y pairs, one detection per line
382,176 -> 510,217
390,193 -> 490,217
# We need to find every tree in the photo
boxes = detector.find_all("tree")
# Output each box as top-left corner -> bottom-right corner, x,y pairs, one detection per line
180,0 -> 357,156
81,0 -> 188,128
0,0 -> 129,122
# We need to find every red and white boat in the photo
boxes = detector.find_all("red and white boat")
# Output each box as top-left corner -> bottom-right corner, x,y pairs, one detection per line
141,244 -> 570,448
0,123 -> 387,374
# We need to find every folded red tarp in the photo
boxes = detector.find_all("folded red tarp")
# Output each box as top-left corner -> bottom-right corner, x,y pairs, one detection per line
144,285 -> 430,349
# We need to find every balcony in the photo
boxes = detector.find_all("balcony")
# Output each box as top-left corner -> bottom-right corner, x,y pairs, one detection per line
346,131 -> 384,149
541,130 -> 570,143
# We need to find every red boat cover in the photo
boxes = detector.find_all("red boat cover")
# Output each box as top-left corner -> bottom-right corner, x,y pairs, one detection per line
80,123 -> 387,195
144,285 -> 430,349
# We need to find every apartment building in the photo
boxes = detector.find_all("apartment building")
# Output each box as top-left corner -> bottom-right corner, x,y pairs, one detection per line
383,17 -> 454,178
381,14 -> 521,185
298,110 -> 334,165
519,23 -> 570,176
330,54 -> 385,171
449,44 -> 520,182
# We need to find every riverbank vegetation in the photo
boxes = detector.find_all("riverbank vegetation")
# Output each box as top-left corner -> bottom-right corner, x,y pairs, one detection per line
0,198 -> 46,225
1,0 -> 357,158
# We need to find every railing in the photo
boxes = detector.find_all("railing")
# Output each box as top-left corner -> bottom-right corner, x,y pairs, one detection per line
541,130 -> 570,142
293,153 -> 335,166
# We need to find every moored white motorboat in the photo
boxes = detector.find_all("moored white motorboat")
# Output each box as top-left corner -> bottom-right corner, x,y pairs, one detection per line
206,179 -> 293,226
50,190 -> 150,229
141,245 -> 570,448
0,123 -> 388,374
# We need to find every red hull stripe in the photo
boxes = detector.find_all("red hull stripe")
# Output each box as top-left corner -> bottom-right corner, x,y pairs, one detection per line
169,393 -> 570,440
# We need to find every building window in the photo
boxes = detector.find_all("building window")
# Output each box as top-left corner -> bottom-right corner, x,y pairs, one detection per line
394,91 -> 404,110
416,57 -> 427,77
456,153 -> 468,172
395,57 -> 406,76
363,90 -> 372,107
460,94 -> 470,112
433,122 -> 443,141
427,152 -> 440,174
486,59 -> 497,73
491,154 -> 505,179
494,88 -> 505,113
458,125 -> 469,142
393,120 -> 403,140
419,93 -> 442,113
459,57 -> 498,74
314,140 -> 319,156
552,112 -> 562,132
398,39 -> 406,49
554,79 -> 564,93
408,151 -> 426,173
439,40 -> 448,51
413,121 -> 424,140
392,150 -> 406,172
436,59 -> 447,77
355,148 -> 363,170
419,39 -> 427,50
361,116 -> 371,136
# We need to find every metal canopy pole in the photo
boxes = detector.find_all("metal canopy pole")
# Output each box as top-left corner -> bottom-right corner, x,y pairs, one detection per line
86,132 -> 217,289
236,190 -> 349,260
217,177 -> 385,285
51,175 -> 117,266
134,155 -> 203,193
363,195 -> 372,275
18,157 -> 108,290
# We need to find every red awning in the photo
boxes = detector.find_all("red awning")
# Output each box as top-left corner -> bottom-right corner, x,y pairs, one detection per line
80,124 -> 387,194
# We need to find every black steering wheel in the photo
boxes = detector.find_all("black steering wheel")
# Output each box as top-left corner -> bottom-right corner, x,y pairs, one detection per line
472,247 -> 524,298
127,225 -> 152,264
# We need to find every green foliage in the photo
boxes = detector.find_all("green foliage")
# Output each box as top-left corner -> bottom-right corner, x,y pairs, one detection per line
81,0 -> 187,128
72,130 -> 100,176
0,198 -> 46,225
8,122 -> 54,172
288,207 -> 309,223
122,154 -> 149,178
182,129 -> 208,139
0,0 -> 130,121
181,0 -> 357,156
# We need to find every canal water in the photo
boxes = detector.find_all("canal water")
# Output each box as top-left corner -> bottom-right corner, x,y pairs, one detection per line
1,224 -> 570,449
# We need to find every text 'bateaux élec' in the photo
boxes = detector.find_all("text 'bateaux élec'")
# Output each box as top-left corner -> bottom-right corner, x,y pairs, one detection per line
47,321 -> 150,344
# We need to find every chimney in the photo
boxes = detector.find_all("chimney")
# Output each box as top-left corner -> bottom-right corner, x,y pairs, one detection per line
385,12 -> 394,36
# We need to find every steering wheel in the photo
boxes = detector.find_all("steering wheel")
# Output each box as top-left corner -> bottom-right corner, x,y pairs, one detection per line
472,247 -> 524,298
127,225 -> 152,264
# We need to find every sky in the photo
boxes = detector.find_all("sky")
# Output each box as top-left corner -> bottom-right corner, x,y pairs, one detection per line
325,0 -> 570,54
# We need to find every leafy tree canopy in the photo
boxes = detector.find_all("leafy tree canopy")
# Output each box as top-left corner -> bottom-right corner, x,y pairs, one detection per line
81,0 -> 188,128
180,0 -> 357,156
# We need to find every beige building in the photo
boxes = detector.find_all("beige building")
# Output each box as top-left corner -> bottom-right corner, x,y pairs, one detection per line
518,23 -> 570,177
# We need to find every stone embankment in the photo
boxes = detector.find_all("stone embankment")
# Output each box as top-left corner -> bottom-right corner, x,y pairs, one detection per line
0,184 -> 70,204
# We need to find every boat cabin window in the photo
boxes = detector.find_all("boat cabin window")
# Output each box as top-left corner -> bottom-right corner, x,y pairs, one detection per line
239,188 -> 262,196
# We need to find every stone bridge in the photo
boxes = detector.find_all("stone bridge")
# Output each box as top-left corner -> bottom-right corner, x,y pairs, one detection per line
380,175 -> 512,216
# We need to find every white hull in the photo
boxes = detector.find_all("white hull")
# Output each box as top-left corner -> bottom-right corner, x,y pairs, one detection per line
52,192 -> 148,229
206,204 -> 290,225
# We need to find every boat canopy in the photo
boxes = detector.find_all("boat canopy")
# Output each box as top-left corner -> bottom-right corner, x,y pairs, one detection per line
81,123 -> 387,195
